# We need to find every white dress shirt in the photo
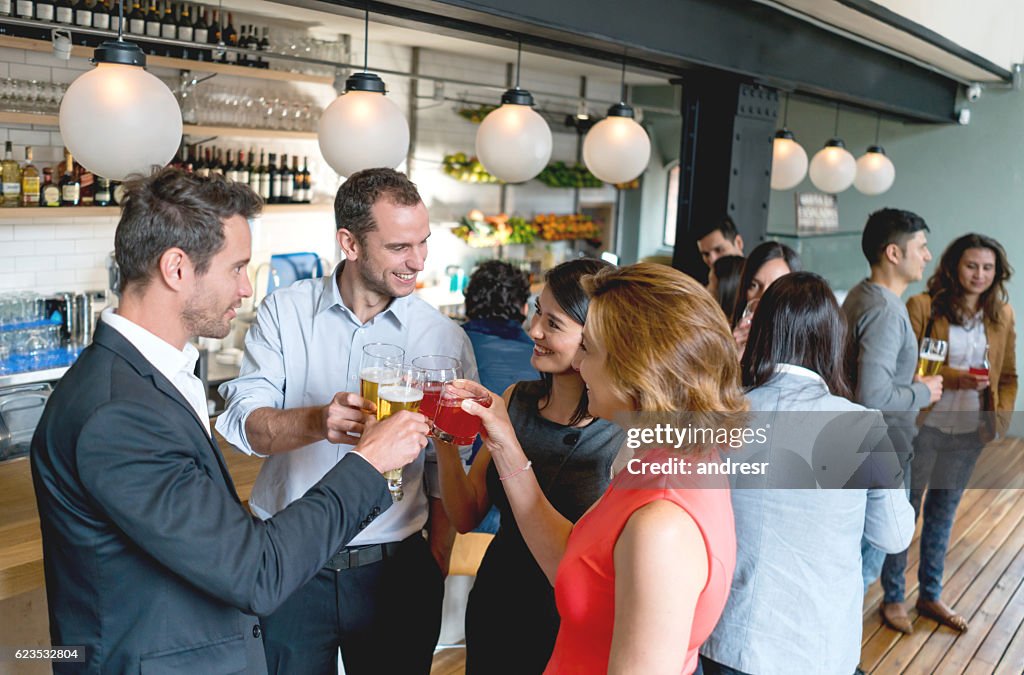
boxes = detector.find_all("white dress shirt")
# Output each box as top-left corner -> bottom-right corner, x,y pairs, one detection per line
101,308 -> 211,435
216,265 -> 478,545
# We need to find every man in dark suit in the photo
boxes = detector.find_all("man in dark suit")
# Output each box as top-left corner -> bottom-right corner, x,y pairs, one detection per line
30,167 -> 430,674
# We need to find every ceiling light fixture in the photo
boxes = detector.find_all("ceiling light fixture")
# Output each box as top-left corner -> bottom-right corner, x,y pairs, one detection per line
808,102 -> 857,194
853,113 -> 896,195
770,93 -> 808,191
582,57 -> 651,185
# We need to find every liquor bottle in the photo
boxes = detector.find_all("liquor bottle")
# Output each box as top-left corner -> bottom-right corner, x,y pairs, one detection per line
144,0 -> 159,38
258,151 -> 270,201
59,149 -> 80,206
73,0 -> 92,27
20,146 -> 39,207
248,149 -> 260,194
41,167 -> 60,207
55,0 -> 73,24
35,0 -> 54,21
290,156 -> 302,203
94,176 -> 111,206
127,0 -> 144,35
278,154 -> 293,204
267,152 -> 279,204
176,3 -> 192,51
1,141 -> 21,207
208,8 -> 220,45
235,24 -> 248,66
221,12 -> 236,64
193,6 -> 209,61
210,148 -> 223,176
301,156 -> 311,203
224,149 -> 237,182
160,0 -> 176,55
235,150 -> 249,185
182,145 -> 195,174
257,26 -> 270,68
15,0 -> 35,22
78,161 -> 94,206
91,0 -> 110,30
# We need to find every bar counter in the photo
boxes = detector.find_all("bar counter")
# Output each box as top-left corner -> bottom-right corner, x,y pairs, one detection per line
0,430 -> 264,601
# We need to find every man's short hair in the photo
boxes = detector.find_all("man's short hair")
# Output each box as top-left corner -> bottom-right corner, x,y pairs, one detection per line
861,208 -> 930,266
115,168 -> 262,291
695,216 -> 739,242
334,168 -> 422,241
464,260 -> 531,323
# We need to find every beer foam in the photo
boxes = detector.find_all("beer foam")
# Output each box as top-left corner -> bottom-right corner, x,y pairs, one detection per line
361,366 -> 399,384
378,385 -> 424,403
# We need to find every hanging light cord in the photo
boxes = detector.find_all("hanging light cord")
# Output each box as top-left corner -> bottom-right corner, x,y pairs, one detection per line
833,102 -> 840,137
782,93 -> 790,128
874,113 -> 882,145
363,5 -> 369,73
514,41 -> 522,89
619,56 -> 627,103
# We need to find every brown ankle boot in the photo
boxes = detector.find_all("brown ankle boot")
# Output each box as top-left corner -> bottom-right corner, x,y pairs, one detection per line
881,601 -> 913,634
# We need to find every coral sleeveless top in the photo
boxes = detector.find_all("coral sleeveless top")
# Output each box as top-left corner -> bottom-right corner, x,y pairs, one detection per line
544,451 -> 736,674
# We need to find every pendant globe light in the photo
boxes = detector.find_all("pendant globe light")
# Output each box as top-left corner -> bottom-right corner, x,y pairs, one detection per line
58,0 -> 182,180
808,103 -> 857,194
475,42 -> 552,183
854,114 -> 896,195
770,94 -> 808,190
582,58 -> 651,184
318,8 -> 409,177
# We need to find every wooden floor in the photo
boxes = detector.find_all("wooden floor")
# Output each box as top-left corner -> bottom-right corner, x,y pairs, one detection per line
432,438 -> 1024,675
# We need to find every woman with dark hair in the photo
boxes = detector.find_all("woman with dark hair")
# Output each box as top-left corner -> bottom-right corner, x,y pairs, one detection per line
879,233 -> 1017,634
701,272 -> 914,675
435,258 -> 625,674
730,241 -> 801,353
708,255 -> 745,319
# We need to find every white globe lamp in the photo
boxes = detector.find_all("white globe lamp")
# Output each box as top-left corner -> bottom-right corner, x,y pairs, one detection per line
318,72 -> 409,178
770,129 -> 808,190
59,41 -> 182,180
475,88 -> 552,183
854,145 -> 896,195
583,103 -> 651,184
809,138 -> 857,194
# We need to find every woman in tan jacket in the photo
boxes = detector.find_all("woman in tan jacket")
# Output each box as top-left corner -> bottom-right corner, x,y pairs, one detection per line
880,233 -> 1017,635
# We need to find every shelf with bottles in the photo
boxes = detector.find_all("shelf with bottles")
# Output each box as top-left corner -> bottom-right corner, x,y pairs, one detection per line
0,203 -> 330,219
0,111 -> 320,140
0,6 -> 335,86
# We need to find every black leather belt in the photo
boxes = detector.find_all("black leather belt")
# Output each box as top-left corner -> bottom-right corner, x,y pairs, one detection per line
324,539 -> 406,571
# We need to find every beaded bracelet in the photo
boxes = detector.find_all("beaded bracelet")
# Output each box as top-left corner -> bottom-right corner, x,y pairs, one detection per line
498,460 -> 533,481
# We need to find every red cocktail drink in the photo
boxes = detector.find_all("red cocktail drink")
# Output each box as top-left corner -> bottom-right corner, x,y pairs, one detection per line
433,386 -> 492,445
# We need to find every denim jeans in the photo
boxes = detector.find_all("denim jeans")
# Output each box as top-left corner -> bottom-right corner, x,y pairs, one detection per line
862,450 -> 913,592
880,426 -> 983,603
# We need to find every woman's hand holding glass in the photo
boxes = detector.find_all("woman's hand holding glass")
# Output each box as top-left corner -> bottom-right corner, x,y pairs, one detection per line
452,380 -> 523,461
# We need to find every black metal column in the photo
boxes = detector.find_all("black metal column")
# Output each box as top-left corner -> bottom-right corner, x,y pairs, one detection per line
671,75 -> 777,282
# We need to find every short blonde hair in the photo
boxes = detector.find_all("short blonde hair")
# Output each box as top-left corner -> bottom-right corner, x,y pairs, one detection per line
582,263 -> 747,417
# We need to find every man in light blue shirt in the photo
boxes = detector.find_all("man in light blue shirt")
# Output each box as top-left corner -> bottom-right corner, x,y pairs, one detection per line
217,168 -> 477,675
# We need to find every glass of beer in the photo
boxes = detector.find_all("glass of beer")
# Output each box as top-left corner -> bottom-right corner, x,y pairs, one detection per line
410,355 -> 462,422
360,343 -> 405,411
433,380 -> 493,446
376,365 -> 426,502
917,337 -> 948,377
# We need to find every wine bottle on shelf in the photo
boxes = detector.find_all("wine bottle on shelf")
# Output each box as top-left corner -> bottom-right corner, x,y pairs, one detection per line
59,149 -> 80,207
301,156 -> 311,203
224,149 -> 238,182
247,149 -> 260,194
210,148 -> 223,176
41,167 -> 59,207
15,0 -> 35,22
55,0 -> 73,25
1,141 -> 21,208
194,146 -> 209,178
222,11 -> 236,64
127,0 -> 144,35
236,150 -> 249,185
35,0 -> 54,22
159,0 -> 177,56
73,0 -> 92,28
144,0 -> 159,38
78,162 -> 94,206
193,6 -> 209,61
290,156 -> 302,203
181,145 -> 194,174
236,24 -> 249,66
257,26 -> 269,68
92,0 -> 110,31
176,3 -> 192,58
107,0 -> 121,33
278,154 -> 292,204
267,152 -> 279,203
258,151 -> 270,201
208,8 -> 220,44
20,146 -> 39,207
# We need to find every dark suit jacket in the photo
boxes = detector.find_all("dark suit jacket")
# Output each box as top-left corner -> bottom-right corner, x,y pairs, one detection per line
30,322 -> 392,674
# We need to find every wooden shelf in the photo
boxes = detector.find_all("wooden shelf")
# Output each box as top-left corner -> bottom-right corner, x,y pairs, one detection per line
183,125 -> 318,140
0,203 -> 328,221
0,112 -> 318,140
0,34 -> 334,86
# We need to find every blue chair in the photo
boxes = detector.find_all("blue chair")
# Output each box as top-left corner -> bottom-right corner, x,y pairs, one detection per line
266,252 -> 324,297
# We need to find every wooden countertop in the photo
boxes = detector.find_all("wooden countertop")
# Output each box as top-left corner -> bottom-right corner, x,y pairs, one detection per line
0,431 -> 263,601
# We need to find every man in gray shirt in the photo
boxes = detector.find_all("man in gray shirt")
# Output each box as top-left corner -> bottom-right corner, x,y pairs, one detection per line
842,208 -> 942,634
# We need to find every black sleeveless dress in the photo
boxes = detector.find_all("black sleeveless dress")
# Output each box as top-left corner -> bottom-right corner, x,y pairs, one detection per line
464,380 -> 625,674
